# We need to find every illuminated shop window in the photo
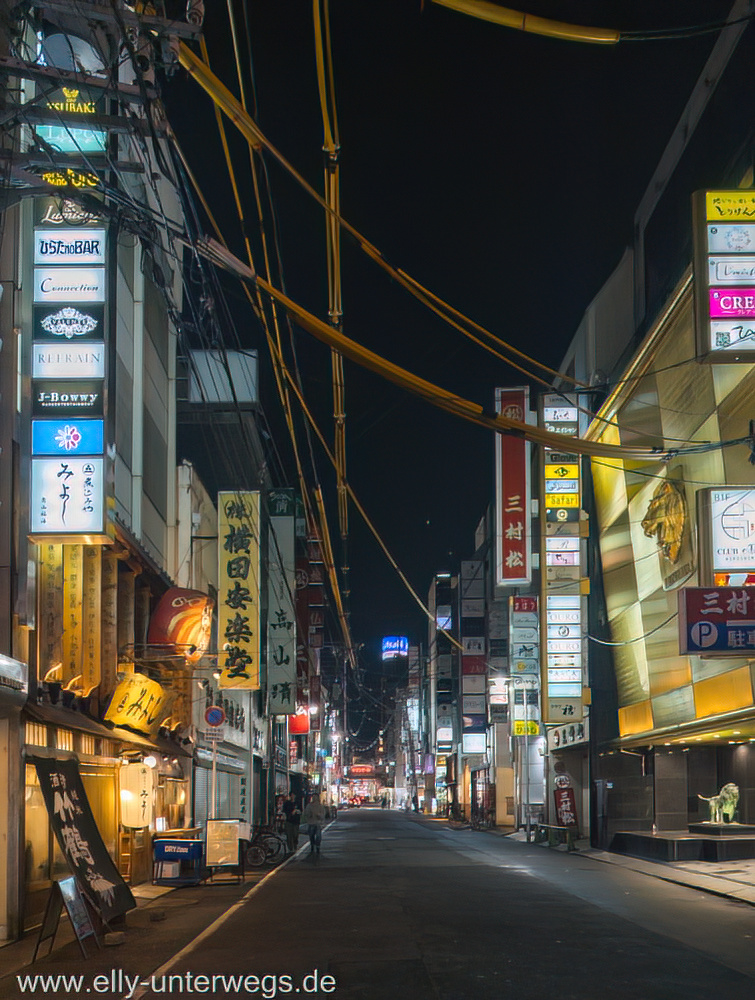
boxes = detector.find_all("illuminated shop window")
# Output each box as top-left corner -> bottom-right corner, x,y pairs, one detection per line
56,728 -> 74,751
25,722 -> 48,747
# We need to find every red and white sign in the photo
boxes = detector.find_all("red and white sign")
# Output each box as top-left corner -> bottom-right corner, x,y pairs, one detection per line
288,706 -> 310,735
495,387 -> 531,587
679,586 -> 755,654
554,785 -> 579,828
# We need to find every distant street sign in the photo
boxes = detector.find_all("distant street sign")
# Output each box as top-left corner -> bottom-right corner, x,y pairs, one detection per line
202,728 -> 224,742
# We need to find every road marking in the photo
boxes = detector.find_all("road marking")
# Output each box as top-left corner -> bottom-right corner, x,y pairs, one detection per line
122,828 -> 334,1000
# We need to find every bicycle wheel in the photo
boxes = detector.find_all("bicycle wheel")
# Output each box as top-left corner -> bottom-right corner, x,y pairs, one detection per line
258,833 -> 286,859
245,844 -> 267,867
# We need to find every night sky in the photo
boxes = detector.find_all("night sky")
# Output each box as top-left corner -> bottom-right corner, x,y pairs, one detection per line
169,1 -> 735,663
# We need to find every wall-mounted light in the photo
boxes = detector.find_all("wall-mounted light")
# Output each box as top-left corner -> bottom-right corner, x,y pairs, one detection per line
143,755 -> 157,768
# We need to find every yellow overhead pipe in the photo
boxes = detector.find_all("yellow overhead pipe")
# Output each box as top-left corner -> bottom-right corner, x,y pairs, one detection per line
177,40 -> 585,392
195,235 -> 682,463
179,45 -> 740,465
430,0 -> 620,45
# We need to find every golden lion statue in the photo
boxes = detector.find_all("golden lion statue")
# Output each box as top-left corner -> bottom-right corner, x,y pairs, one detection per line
640,480 -> 686,564
698,782 -> 739,824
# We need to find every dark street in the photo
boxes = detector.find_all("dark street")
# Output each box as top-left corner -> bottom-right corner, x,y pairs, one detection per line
8,809 -> 754,1000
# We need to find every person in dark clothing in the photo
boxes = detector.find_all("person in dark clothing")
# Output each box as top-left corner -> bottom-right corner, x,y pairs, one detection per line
282,792 -> 301,854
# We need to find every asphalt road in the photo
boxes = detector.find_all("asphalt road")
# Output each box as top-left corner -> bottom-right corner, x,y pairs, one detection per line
146,808 -> 755,1000
8,810 -> 755,1000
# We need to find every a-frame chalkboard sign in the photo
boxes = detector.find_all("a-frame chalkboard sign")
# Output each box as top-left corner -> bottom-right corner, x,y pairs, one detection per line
32,877 -> 100,961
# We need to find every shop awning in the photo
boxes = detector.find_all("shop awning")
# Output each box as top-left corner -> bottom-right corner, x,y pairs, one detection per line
24,701 -> 192,757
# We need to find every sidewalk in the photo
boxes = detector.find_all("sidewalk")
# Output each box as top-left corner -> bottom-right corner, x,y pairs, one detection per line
425,815 -> 755,907
0,866 -> 276,982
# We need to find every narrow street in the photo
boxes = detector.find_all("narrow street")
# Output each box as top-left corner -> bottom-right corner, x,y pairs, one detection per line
7,809 -> 754,1000
170,809 -> 755,999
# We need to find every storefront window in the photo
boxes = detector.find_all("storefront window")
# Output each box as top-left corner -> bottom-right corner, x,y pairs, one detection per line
24,764 -> 50,885
81,764 -> 117,857
156,776 -> 187,830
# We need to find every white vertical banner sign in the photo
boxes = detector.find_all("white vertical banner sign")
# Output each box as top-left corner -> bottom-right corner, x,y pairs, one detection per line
267,489 -> 297,714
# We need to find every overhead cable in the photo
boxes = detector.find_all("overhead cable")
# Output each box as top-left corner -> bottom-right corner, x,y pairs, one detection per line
193,235 -> 755,464
175,40 -> 586,392
429,0 -> 754,45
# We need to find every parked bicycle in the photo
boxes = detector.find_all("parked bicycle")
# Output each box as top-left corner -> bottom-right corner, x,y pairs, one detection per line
470,809 -> 495,831
244,824 -> 287,868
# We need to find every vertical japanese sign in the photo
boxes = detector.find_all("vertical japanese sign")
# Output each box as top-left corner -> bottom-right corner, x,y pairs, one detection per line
693,189 -> 755,360
39,542 -> 63,677
218,492 -> 260,689
81,546 -> 101,695
29,756 -> 136,922
100,552 -> 119,696
495,388 -> 531,587
61,545 -> 83,686
118,763 -> 155,828
267,489 -> 296,714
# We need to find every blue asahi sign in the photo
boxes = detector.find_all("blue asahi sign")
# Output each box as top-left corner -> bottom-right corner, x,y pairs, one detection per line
32,419 -> 104,456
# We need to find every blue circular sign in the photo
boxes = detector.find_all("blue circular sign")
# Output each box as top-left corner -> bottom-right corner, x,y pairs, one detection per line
205,706 -> 226,727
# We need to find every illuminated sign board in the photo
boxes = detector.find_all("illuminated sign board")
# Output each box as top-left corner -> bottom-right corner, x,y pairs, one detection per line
706,488 -> 755,575
34,229 -> 106,265
694,191 -> 755,358
381,636 -> 409,660
32,419 -> 103,456
512,720 -> 539,736
33,380 -> 104,417
436,605 -> 452,630
32,343 -> 105,379
29,204 -> 108,541
38,168 -> 99,189
104,674 -> 168,737
36,197 -> 103,228
495,387 -> 531,586
30,457 -> 104,534
707,256 -> 755,284
33,267 -> 106,303
544,595 -> 583,721
34,304 -> 104,341
679,586 -> 755,654
35,125 -> 107,154
462,732 -> 486,754
217,491 -> 261,689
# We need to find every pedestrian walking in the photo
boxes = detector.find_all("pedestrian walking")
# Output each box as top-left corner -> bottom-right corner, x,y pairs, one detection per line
282,792 -> 301,854
301,792 -> 326,855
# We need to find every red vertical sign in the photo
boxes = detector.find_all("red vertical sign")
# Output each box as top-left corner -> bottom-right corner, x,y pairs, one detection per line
496,388 -> 531,586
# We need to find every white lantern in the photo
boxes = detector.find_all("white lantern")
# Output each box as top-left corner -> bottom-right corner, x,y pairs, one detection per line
119,763 -> 155,828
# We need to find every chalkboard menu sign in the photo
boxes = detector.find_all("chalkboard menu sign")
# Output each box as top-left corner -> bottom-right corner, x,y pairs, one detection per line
29,756 -> 136,922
